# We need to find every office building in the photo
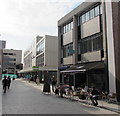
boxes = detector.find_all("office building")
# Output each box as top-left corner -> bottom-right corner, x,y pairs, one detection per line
20,35 -> 58,83
3,49 -> 22,75
58,0 -> 120,101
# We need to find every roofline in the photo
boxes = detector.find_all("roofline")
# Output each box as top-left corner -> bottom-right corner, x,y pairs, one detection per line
58,0 -> 101,26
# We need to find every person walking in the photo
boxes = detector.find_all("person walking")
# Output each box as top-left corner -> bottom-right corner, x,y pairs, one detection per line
90,87 -> 99,106
2,76 -> 8,93
7,76 -> 11,89
52,77 -> 57,92
59,84 -> 66,98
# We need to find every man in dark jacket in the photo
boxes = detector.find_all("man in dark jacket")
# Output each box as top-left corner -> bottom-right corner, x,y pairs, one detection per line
7,76 -> 11,89
2,76 -> 8,93
90,87 -> 99,106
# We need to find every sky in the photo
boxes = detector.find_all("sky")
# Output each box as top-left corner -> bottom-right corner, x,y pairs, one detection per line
0,0 -> 85,52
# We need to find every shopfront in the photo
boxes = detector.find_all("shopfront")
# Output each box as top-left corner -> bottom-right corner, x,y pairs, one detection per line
60,61 -> 108,92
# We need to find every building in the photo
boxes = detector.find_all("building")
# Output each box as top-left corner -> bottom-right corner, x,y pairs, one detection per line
58,0 -> 120,102
0,40 -> 6,49
20,35 -> 58,83
0,49 -> 3,79
0,40 -> 6,79
2,49 -> 22,75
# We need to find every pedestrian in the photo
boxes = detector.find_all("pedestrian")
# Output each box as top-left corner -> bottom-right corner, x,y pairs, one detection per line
7,76 -> 11,89
2,76 -> 8,93
42,82 -> 51,94
55,85 -> 59,95
59,84 -> 66,98
90,87 -> 99,106
52,77 -> 57,92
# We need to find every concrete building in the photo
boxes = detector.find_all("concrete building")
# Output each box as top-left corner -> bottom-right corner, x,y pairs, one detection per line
20,35 -> 58,83
0,40 -> 6,49
0,40 -> 6,79
58,0 -> 120,101
3,49 -> 22,75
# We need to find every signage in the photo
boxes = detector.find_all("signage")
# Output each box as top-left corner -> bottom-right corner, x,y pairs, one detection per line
67,49 -> 75,55
32,66 -> 39,71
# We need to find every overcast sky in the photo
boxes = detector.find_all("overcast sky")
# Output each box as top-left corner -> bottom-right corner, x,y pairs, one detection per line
0,0 -> 85,51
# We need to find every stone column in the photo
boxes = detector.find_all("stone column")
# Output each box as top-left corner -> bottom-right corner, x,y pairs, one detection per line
72,15 -> 78,65
57,26 -> 61,84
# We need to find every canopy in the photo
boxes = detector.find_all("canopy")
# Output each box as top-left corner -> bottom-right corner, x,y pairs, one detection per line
60,61 -> 104,73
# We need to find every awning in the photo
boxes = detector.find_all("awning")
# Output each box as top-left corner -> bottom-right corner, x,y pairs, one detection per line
60,61 -> 104,73
61,69 -> 86,73
58,66 -> 70,70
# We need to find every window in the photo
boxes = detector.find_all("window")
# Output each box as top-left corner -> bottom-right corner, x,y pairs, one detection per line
71,22 -> 73,29
95,5 -> 100,16
79,4 -> 101,25
9,53 -> 13,55
86,11 -> 90,21
87,39 -> 92,52
63,21 -> 73,34
81,14 -> 86,23
36,39 -> 45,55
36,53 -> 44,66
93,36 -> 101,51
63,43 -> 73,57
90,8 -> 95,19
78,33 -> 103,54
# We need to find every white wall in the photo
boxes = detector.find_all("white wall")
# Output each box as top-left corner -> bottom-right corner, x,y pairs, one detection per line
63,30 -> 73,45
81,16 -> 100,38
105,1 -> 116,93
45,35 -> 58,67
81,50 -> 101,62
63,56 -> 73,65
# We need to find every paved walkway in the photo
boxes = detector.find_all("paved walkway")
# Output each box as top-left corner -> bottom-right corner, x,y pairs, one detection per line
21,79 -> 120,114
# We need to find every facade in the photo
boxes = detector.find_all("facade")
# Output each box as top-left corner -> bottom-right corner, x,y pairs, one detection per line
0,49 -> 3,79
0,40 -> 6,49
2,49 -> 22,75
21,35 -> 58,83
58,0 -> 120,101
0,40 -> 6,79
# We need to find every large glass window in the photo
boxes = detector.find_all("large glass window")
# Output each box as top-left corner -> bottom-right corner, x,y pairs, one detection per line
79,4 -> 102,25
36,53 -> 44,66
86,11 -> 90,21
95,5 -> 100,16
63,43 -> 73,57
100,4 -> 102,14
63,21 -> 73,34
90,8 -> 95,19
78,33 -> 103,54
36,39 -> 45,55
81,14 -> 86,23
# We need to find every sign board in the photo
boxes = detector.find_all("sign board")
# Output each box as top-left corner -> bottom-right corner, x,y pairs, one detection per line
67,49 -> 75,55
32,66 -> 39,71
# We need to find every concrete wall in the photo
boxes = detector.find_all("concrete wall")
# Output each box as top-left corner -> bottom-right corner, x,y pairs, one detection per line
3,49 -> 22,73
105,1 -> 116,93
0,41 -> 6,49
63,56 -> 73,65
0,50 -> 2,79
45,35 -> 58,67
81,50 -> 101,62
112,1 -> 120,102
32,38 -> 37,66
63,30 -> 73,45
81,16 -> 100,38
3,49 -> 22,65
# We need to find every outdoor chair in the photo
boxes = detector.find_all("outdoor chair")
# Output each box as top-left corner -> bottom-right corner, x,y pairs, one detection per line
107,93 -> 117,103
